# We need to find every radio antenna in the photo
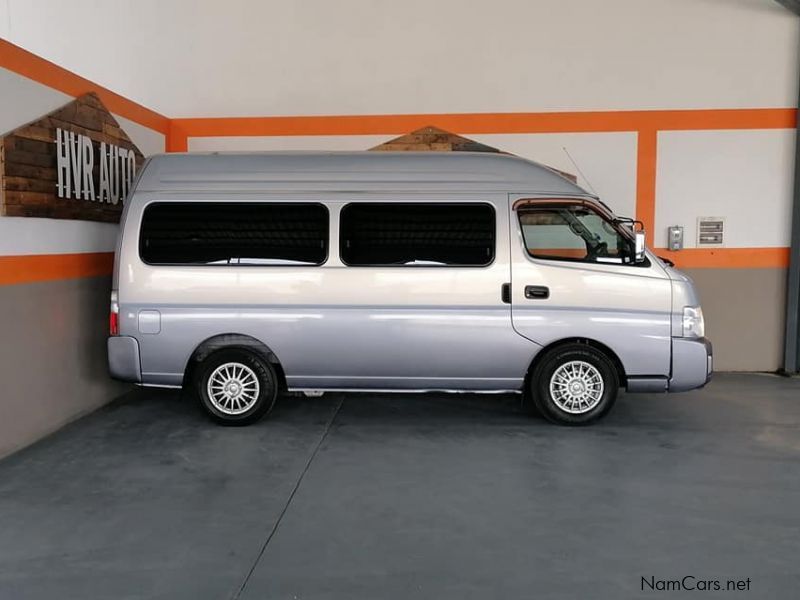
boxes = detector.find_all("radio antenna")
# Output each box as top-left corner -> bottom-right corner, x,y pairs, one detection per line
562,146 -> 598,195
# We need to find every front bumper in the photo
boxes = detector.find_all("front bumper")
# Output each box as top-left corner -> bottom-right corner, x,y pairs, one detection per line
669,337 -> 713,392
108,336 -> 142,383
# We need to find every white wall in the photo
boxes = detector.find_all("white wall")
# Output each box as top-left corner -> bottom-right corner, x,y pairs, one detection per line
115,115 -> 166,158
0,66 -> 71,134
470,133 -> 637,218
0,219 -> 118,257
0,67 -> 165,256
655,129 -> 796,248
0,68 -> 164,156
1,0 -> 797,117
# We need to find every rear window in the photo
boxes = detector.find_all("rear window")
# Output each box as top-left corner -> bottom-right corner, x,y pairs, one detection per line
339,203 -> 495,266
139,202 -> 328,266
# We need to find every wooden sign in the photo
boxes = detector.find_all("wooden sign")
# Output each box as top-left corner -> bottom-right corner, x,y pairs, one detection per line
0,93 -> 145,222
370,126 -> 504,153
370,126 -> 578,183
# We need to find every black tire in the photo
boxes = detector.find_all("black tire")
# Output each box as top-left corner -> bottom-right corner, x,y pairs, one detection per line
195,348 -> 278,426
529,343 -> 619,425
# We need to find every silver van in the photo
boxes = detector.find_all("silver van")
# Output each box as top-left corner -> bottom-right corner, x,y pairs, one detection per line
108,152 -> 712,425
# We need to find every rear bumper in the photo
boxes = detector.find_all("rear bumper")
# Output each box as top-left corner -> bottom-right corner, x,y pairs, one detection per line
669,337 -> 713,392
108,336 -> 142,383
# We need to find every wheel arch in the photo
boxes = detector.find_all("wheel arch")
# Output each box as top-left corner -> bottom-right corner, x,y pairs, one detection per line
183,333 -> 287,390
525,337 -> 627,389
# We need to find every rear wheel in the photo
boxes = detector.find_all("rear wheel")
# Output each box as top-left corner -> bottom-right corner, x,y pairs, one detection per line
529,343 -> 619,425
195,348 -> 278,425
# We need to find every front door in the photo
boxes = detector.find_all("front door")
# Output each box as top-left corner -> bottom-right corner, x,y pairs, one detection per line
508,196 -> 672,378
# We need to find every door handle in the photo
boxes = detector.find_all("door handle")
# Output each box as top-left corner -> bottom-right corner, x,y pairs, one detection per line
524,285 -> 549,300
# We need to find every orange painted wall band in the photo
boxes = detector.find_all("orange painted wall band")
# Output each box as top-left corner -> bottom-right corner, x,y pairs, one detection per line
654,247 -> 789,269
635,129 -> 658,240
0,252 -> 113,286
166,122 -> 189,152
172,107 -> 797,139
0,39 -> 168,135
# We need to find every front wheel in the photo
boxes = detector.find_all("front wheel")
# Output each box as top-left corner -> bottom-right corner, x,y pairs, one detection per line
195,348 -> 278,425
529,343 -> 619,425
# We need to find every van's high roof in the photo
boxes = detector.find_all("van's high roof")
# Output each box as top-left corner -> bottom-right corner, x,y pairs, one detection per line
134,151 -> 593,197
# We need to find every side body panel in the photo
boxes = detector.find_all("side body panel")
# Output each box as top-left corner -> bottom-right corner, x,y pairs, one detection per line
117,192 -> 538,390
508,195 -> 673,378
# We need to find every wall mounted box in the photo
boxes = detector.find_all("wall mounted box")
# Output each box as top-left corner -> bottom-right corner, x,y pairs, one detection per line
697,217 -> 725,247
668,226 -> 684,251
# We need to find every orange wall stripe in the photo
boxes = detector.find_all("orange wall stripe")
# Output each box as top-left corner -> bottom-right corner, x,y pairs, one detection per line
166,121 -> 188,152
0,39 -> 168,135
172,107 -> 797,139
654,247 -> 790,269
0,252 -> 113,286
635,129 -> 658,240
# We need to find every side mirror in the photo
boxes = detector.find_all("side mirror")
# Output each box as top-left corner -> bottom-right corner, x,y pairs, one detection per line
634,231 -> 646,263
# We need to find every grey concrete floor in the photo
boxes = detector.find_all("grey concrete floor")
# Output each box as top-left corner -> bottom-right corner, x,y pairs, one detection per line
0,373 -> 798,599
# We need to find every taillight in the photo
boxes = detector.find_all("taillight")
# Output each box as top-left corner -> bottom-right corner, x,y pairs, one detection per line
110,291 -> 119,336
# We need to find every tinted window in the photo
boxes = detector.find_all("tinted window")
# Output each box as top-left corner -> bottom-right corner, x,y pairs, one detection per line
340,203 -> 495,266
518,205 -> 633,264
140,202 -> 328,265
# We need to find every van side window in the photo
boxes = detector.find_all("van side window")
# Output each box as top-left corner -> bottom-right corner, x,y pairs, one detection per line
139,202 -> 328,266
340,203 -> 495,267
518,205 -> 634,264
